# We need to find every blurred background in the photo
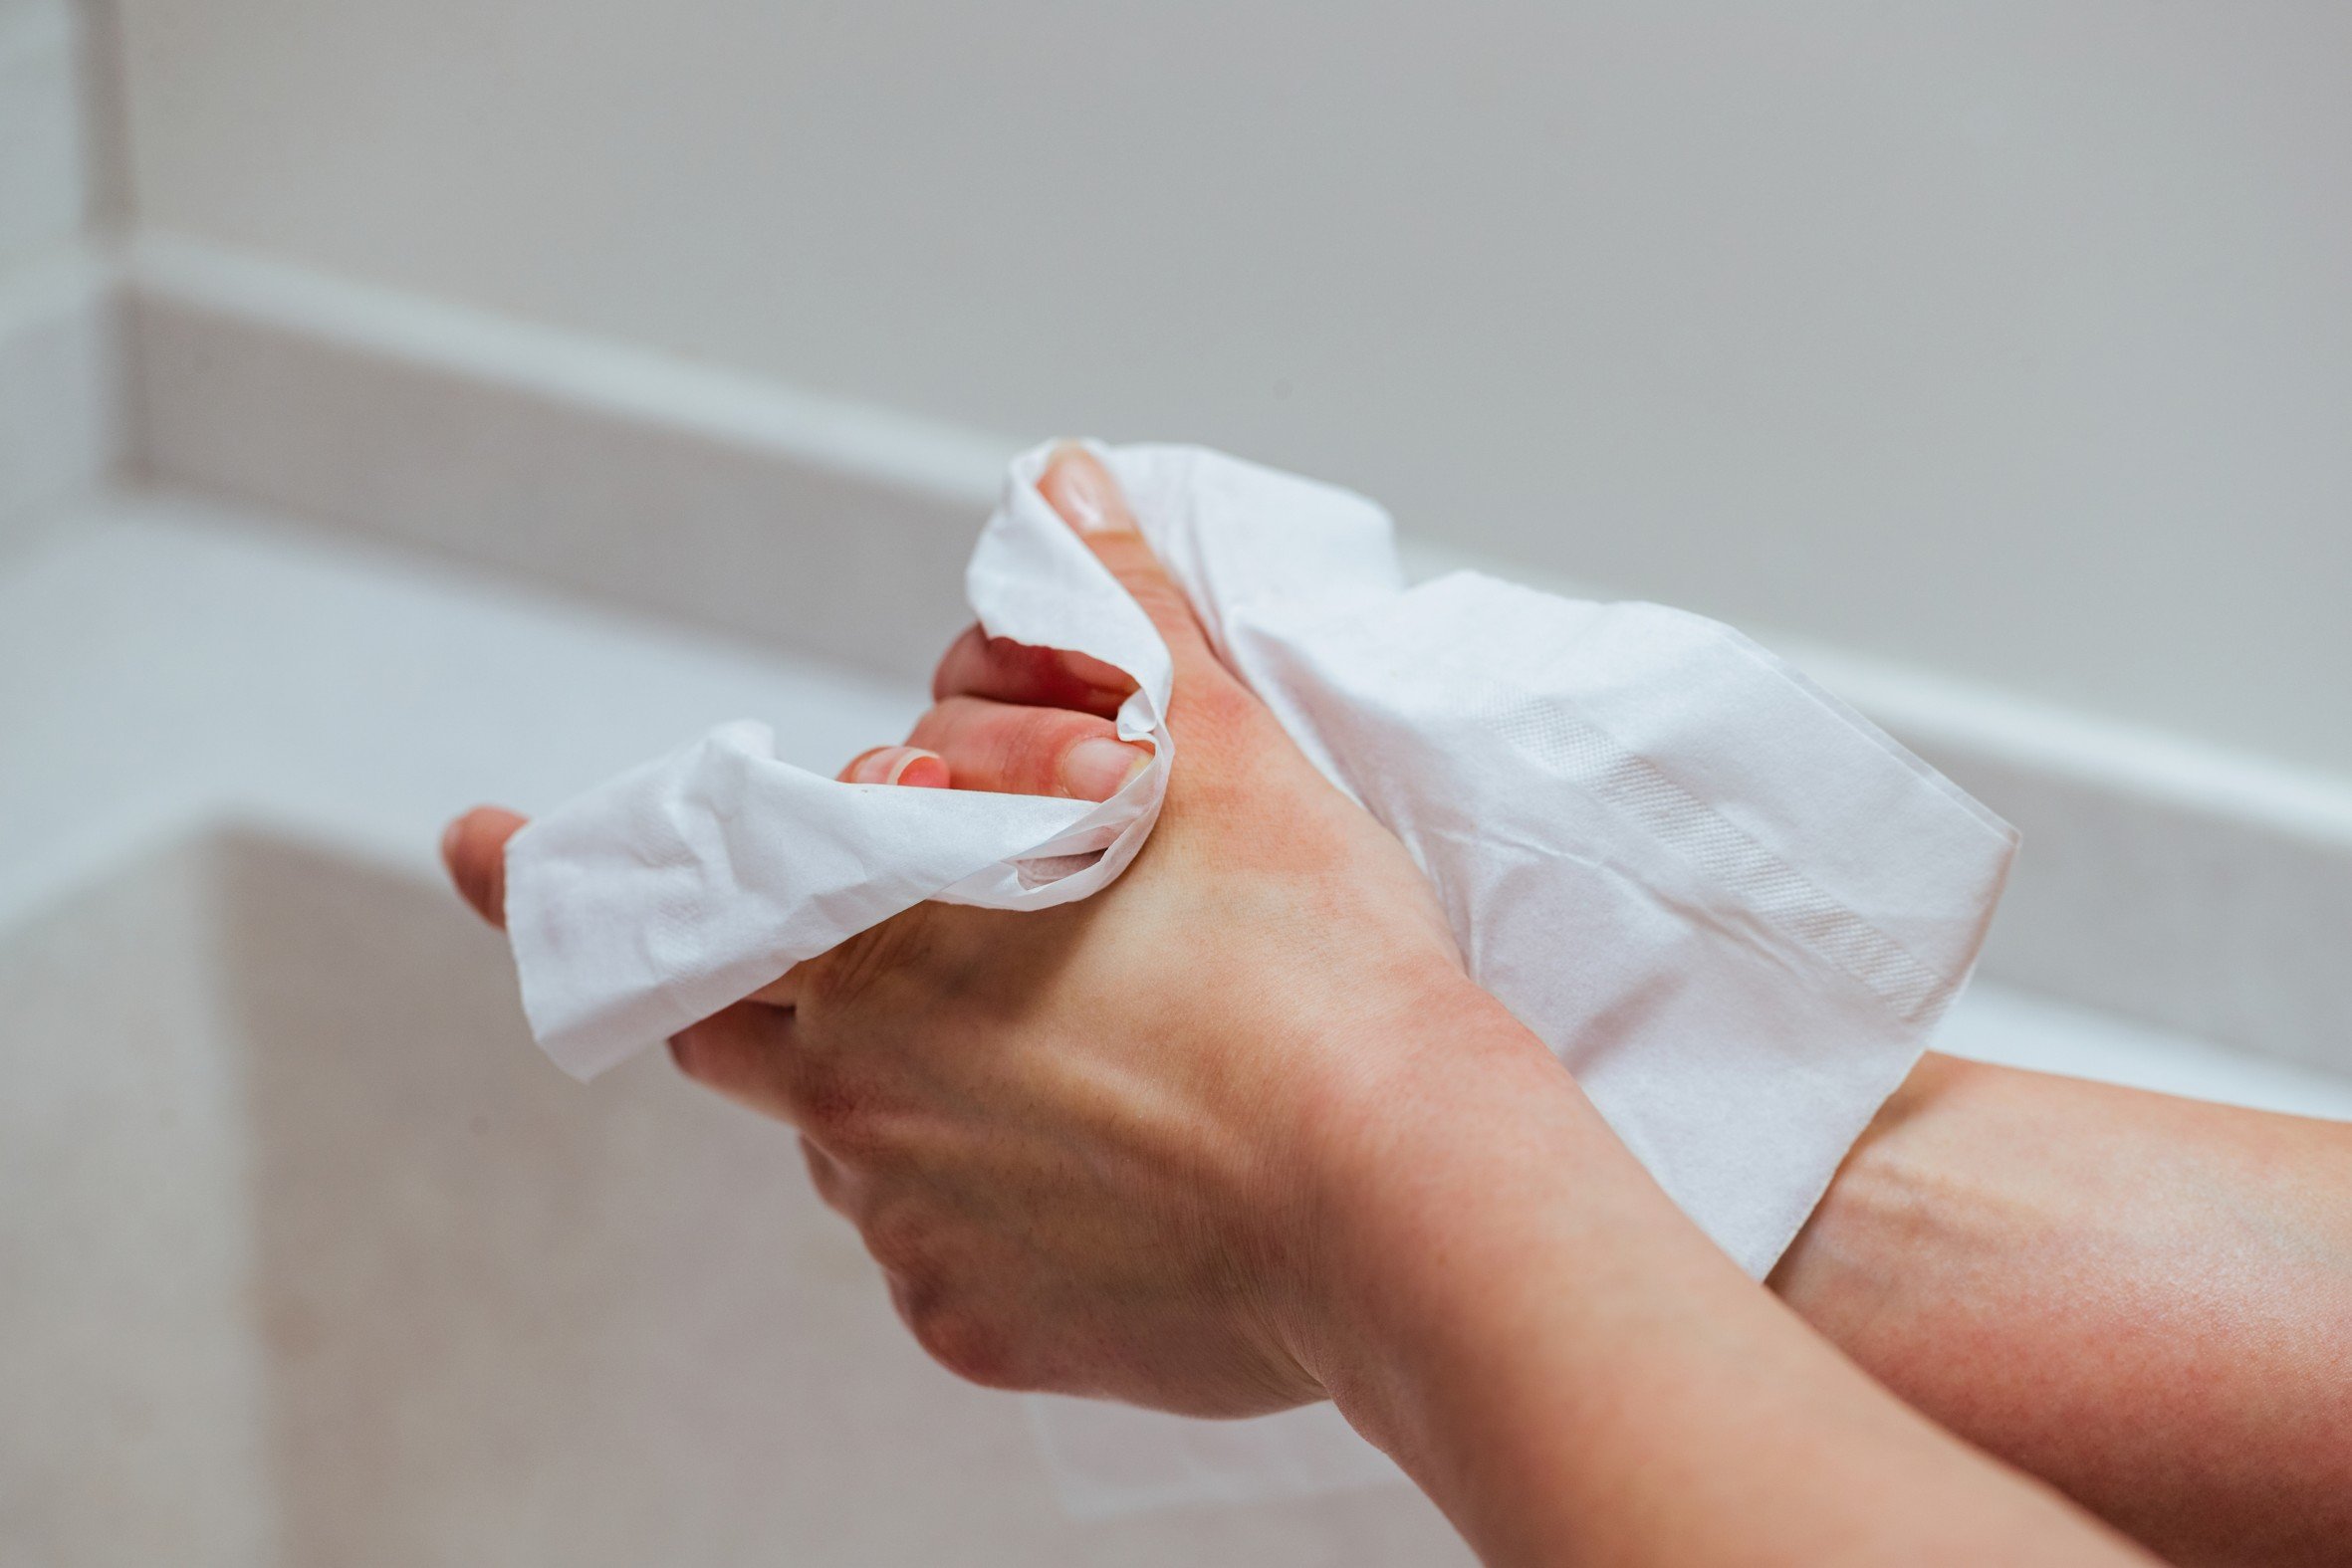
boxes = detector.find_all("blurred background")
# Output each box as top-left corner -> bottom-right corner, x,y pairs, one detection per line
4,3 -> 2348,1563
95,0 -> 2352,770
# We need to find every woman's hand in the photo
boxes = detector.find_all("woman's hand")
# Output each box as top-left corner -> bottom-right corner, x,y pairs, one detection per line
448,447 -> 2161,1565
444,446 -> 1548,1419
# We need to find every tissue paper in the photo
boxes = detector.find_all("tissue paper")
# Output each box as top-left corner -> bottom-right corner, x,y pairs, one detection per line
503,440 -> 2016,1511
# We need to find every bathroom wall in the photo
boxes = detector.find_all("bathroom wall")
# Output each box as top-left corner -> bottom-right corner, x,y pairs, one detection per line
108,0 -> 2352,776
0,0 -> 86,264
0,0 -> 115,548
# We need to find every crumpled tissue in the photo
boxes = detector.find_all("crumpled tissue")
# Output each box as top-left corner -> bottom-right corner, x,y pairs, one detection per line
503,440 -> 2017,1513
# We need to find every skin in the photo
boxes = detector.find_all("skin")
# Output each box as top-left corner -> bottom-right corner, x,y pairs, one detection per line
1778,1057 -> 2352,1567
442,447 -> 2338,1564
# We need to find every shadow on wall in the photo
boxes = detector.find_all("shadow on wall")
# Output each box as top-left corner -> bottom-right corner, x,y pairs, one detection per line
0,828 -> 1471,1567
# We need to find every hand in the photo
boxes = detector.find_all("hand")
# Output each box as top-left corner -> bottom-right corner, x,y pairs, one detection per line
449,449 -> 2158,1566
445,446 -> 1544,1418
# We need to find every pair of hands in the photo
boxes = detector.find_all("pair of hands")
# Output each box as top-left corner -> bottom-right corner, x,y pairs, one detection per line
443,445 -> 1544,1420
449,451 -> 2171,1566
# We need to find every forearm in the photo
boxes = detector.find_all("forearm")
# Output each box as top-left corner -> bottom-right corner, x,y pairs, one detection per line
1287,1011 -> 2147,1568
1775,1052 -> 2352,1567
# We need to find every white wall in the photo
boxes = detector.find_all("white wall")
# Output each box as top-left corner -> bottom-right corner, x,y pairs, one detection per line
0,0 -> 87,262
0,0 -> 114,551
112,1 -> 2352,775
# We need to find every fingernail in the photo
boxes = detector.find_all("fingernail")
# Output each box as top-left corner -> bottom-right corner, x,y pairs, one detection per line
439,816 -> 463,870
849,746 -> 949,786
884,748 -> 950,788
1061,737 -> 1153,800
1044,444 -> 1127,536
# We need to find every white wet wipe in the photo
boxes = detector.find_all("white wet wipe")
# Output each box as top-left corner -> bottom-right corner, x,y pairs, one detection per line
503,441 -> 2016,1513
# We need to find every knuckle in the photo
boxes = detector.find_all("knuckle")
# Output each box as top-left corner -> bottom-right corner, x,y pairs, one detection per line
896,1285 -> 1023,1391
858,1200 -> 930,1276
782,1057 -> 881,1155
785,1058 -> 853,1127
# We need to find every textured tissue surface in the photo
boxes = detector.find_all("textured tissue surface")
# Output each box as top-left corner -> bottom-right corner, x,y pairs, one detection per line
503,441 -> 2017,1511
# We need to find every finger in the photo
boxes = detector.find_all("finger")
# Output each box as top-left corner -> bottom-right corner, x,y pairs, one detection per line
441,805 -> 528,930
741,747 -> 949,1013
667,1000 -> 800,1120
838,744 -> 950,788
1037,445 -> 1221,679
907,694 -> 1153,801
930,623 -> 1135,719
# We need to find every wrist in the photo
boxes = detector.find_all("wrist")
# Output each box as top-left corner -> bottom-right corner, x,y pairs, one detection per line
1258,979 -> 1599,1449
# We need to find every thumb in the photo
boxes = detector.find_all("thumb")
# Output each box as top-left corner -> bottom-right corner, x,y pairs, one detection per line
1036,445 -> 1220,680
441,805 -> 528,930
